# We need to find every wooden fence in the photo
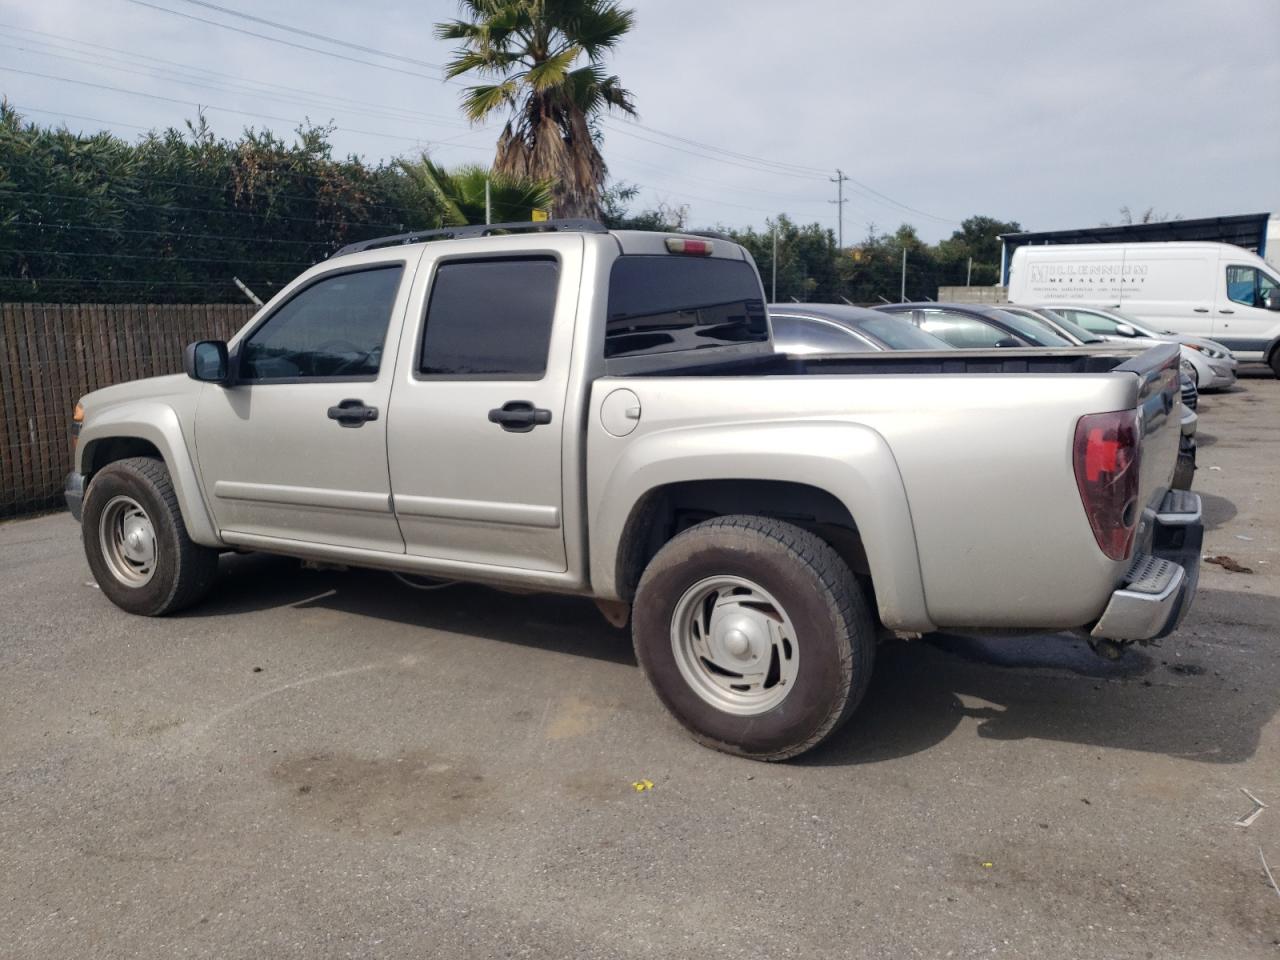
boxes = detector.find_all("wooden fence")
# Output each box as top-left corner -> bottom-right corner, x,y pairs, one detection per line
0,303 -> 256,517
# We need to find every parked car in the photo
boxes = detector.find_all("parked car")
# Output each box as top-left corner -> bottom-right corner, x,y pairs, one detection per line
1000,304 -> 1199,489
64,221 -> 1202,761
1006,241 -> 1280,375
1033,304 -> 1237,390
872,302 -> 1076,348
768,303 -> 953,354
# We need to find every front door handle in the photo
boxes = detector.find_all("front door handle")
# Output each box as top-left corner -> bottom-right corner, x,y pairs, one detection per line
1219,309 -> 1234,314
1193,307 -> 1209,313
488,400 -> 552,433
327,398 -> 378,427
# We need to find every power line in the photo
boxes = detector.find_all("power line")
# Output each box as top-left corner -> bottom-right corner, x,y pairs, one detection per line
170,0 -> 451,74
122,0 -> 448,84
0,65 -> 435,148
613,118 -> 832,178
1,188 -> 412,230
5,218 -> 341,247
0,247 -> 314,266
0,29 -> 478,132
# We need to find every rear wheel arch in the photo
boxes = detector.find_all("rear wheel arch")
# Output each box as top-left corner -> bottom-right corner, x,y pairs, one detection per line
614,478 -> 873,604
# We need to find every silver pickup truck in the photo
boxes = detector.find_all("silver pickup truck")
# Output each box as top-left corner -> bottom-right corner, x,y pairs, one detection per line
64,221 -> 1202,760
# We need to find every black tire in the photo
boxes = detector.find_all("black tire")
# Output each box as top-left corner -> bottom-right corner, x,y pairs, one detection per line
632,515 -> 875,761
82,456 -> 219,616
1269,347 -> 1280,380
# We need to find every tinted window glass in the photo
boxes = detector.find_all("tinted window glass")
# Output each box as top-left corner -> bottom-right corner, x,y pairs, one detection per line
419,258 -> 559,377
606,255 -> 768,358
241,265 -> 403,380
771,315 -> 874,354
1226,265 -> 1258,306
989,309 -> 1071,346
857,316 -> 951,350
1061,308 -> 1121,335
917,309 -> 1021,349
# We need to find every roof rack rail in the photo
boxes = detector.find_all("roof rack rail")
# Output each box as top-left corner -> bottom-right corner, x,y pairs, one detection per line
330,219 -> 609,258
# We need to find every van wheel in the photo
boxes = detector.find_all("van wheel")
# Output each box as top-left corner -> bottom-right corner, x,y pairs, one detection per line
632,515 -> 875,761
1269,347 -> 1280,380
82,457 -> 219,616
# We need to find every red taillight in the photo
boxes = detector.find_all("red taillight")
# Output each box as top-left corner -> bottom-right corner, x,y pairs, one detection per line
664,237 -> 713,256
1073,410 -> 1141,560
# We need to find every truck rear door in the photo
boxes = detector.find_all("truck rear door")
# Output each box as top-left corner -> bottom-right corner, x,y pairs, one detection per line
385,235 -> 583,573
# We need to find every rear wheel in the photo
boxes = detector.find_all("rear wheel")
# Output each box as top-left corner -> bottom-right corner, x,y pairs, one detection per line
1269,347 -> 1280,380
632,515 -> 875,761
82,457 -> 219,616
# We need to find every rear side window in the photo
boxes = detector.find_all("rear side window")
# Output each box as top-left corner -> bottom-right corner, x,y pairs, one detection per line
770,315 -> 874,354
241,265 -> 403,381
419,257 -> 559,377
605,255 -> 768,358
918,309 -> 1021,349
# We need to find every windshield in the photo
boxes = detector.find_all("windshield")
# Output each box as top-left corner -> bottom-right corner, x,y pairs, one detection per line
1034,310 -> 1104,344
857,315 -> 952,350
990,310 -> 1072,346
1100,308 -> 1161,336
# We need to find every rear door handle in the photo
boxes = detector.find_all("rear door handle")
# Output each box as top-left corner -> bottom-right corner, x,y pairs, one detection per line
1193,307 -> 1209,313
1219,309 -> 1234,314
327,398 -> 378,427
488,400 -> 552,433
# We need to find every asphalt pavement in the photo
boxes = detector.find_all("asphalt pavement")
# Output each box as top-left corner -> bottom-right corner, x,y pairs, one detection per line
2,370 -> 1278,959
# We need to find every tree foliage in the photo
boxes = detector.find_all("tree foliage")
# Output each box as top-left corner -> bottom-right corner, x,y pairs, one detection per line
436,0 -> 637,220
0,105 -> 547,303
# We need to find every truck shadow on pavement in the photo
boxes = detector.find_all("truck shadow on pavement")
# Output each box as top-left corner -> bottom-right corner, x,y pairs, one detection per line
806,586 -> 1278,767
183,553 -> 637,666
186,557 -> 1275,769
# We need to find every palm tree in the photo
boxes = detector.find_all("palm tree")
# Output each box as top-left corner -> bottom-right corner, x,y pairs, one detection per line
398,155 -> 553,226
435,0 -> 637,220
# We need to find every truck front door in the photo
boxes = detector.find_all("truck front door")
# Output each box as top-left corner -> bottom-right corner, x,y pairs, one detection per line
194,259 -> 416,553
385,237 -> 582,573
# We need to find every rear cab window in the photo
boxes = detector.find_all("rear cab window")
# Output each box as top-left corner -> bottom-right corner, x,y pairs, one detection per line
605,255 -> 768,359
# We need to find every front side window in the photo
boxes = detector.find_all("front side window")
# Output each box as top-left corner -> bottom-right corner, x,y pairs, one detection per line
606,255 -> 768,358
1223,264 -> 1254,305
241,265 -> 404,381
918,309 -> 1021,349
419,257 -> 560,377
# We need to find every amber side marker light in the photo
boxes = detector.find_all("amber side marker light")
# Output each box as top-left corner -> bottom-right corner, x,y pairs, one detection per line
71,401 -> 84,452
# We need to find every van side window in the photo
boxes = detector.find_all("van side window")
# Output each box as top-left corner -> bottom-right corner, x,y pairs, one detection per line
1226,266 -> 1259,306
418,257 -> 560,378
241,265 -> 404,381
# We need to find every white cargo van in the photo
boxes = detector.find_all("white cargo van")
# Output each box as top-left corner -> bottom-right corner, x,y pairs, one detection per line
1008,242 -> 1280,375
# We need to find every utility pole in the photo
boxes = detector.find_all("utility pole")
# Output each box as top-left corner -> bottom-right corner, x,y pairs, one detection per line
771,221 -> 778,302
829,169 -> 849,249
484,177 -> 492,225
900,247 -> 907,302
966,256 -> 973,287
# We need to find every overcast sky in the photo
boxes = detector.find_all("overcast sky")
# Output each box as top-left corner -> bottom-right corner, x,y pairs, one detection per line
2,0 -> 1277,243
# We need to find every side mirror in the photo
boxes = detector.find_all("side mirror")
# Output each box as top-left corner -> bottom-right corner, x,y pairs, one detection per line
1264,290 -> 1280,311
1114,323 -> 1138,337
184,340 -> 230,384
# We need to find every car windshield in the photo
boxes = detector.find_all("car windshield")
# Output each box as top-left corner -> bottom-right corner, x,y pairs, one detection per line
856,316 -> 952,350
1037,310 -> 1104,344
990,310 -> 1072,346
1100,308 -> 1161,336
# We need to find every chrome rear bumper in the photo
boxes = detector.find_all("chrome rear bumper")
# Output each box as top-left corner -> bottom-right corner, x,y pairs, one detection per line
1091,490 -> 1202,642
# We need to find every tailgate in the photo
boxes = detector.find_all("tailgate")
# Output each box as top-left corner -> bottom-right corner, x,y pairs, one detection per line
1115,342 -> 1182,519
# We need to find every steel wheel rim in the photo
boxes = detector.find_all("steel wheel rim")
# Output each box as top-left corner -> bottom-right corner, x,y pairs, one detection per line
98,495 -> 157,587
670,575 -> 799,716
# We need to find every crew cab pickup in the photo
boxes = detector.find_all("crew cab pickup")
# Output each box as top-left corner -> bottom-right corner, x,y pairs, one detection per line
65,221 -> 1203,760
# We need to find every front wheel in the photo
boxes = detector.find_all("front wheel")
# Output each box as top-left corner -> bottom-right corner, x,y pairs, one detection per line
1269,348 -> 1280,380
82,457 -> 219,616
632,515 -> 875,761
